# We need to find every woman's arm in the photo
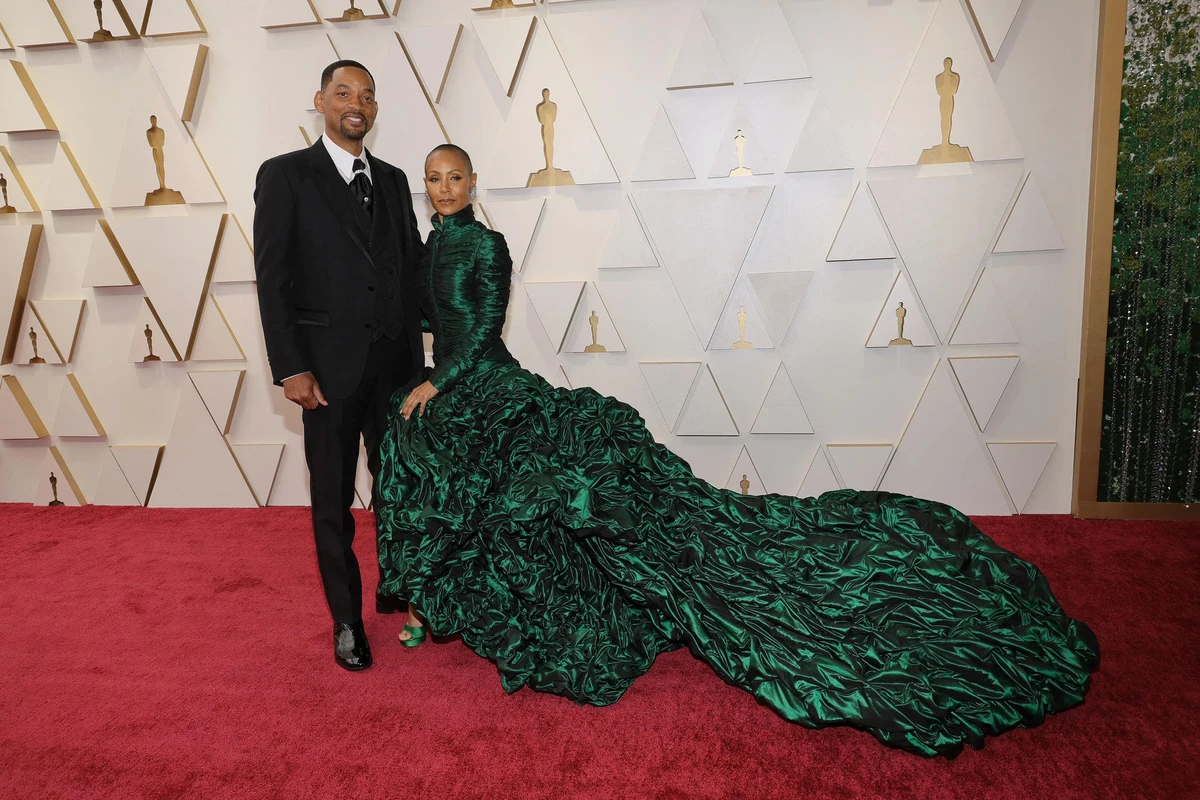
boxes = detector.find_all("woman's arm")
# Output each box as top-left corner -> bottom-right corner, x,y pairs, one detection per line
428,231 -> 513,393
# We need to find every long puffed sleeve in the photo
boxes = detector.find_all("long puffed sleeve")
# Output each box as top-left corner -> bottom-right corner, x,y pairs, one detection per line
428,231 -> 512,392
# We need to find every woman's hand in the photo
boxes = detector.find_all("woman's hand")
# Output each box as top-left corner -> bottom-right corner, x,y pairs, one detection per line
401,381 -> 439,420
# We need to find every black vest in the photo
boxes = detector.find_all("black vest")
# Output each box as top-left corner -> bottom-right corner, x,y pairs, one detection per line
351,177 -> 404,341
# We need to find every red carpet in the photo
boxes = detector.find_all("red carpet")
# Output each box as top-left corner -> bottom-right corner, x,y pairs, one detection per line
0,506 -> 1196,799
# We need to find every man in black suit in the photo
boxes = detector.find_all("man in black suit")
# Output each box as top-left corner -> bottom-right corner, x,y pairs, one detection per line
253,60 -> 424,671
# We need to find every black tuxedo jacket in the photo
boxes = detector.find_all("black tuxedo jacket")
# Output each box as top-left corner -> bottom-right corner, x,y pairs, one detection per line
252,140 -> 425,399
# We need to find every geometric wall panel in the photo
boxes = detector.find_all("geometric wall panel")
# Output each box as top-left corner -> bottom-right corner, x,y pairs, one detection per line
483,198 -> 545,274
598,197 -> 658,269
0,374 -> 50,439
866,272 -> 936,349
209,214 -> 255,284
190,294 -> 246,362
751,363 -> 813,434
743,1 -> 810,85
43,143 -> 101,211
111,444 -> 164,506
870,0 -> 1023,167
93,449 -> 143,506
0,146 -> 40,212
399,23 -> 463,104
827,182 -> 894,262
993,173 -> 1064,253
127,298 -> 180,362
188,369 -> 244,435
145,42 -> 209,123
635,185 -> 773,348
708,102 -> 770,178
709,278 -> 774,351
472,15 -> 536,97
53,374 -> 106,437
949,355 -> 1020,431
869,167 -> 1023,342
230,443 -> 284,507
880,360 -> 1012,515
563,282 -> 625,354
28,298 -> 85,363
724,445 -> 766,495
12,303 -> 54,365
0,60 -> 57,133
136,0 -> 206,37
483,24 -> 618,188
667,9 -> 732,90
827,443 -> 892,491
987,441 -> 1055,513
149,377 -> 256,507
108,214 -> 224,360
1,224 -> 41,366
676,364 -> 738,436
525,281 -> 585,353
797,447 -> 840,498
83,220 -> 139,288
950,271 -> 1018,345
0,0 -> 74,48
312,0 -> 387,21
0,18 -> 12,49
33,447 -> 86,506
640,361 -> 701,431
63,0 -> 140,41
785,95 -> 852,174
631,105 -> 694,182
746,270 -> 812,344
260,0 -> 322,30
965,0 -> 1026,62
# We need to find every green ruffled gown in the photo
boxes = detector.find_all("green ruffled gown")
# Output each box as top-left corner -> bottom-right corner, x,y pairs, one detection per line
376,206 -> 1099,758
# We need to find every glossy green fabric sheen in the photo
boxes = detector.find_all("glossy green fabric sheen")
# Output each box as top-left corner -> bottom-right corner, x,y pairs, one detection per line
377,206 -> 1099,758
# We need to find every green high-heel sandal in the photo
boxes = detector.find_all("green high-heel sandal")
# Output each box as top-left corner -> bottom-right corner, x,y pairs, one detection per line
399,623 -> 427,648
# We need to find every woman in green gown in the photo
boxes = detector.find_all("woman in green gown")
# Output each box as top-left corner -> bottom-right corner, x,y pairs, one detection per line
375,145 -> 1099,758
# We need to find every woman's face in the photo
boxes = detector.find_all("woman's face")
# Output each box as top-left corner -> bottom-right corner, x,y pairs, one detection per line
425,150 -> 476,218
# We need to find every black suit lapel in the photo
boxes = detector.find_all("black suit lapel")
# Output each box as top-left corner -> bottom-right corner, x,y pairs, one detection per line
305,141 -> 373,265
368,153 -> 410,261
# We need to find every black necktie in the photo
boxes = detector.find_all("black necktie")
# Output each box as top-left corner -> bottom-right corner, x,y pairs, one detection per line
350,158 -> 372,217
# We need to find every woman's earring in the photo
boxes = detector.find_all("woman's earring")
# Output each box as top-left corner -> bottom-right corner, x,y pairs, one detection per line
470,187 -> 478,200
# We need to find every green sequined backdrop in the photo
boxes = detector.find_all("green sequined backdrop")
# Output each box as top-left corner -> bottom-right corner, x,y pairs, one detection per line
1099,0 -> 1200,502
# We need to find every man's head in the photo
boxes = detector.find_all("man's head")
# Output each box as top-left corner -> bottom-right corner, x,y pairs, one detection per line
315,60 -> 377,151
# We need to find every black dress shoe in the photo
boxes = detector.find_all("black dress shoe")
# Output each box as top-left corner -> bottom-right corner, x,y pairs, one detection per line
334,621 -> 372,671
375,592 -> 406,615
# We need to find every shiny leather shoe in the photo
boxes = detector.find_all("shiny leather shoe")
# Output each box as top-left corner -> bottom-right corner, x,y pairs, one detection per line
375,592 -> 406,615
334,621 -> 372,671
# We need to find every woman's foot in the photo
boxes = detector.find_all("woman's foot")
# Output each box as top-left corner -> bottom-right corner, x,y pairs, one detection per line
398,604 -> 427,647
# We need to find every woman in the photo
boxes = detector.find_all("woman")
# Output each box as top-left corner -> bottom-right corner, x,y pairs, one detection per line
375,145 -> 1099,758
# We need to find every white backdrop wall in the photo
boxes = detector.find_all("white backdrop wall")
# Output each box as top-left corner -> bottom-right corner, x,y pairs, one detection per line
0,0 -> 1100,513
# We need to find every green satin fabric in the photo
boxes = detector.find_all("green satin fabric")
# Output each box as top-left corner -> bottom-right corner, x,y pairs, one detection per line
377,205 -> 1099,758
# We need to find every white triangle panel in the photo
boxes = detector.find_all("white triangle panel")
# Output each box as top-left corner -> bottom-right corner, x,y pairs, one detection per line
827,183 -> 893,262
231,443 -> 285,507
472,15 -> 536,97
785,95 -> 852,174
112,445 -> 165,506
2,2 -> 73,47
676,365 -> 738,436
93,451 -> 142,507
84,220 -> 138,288
798,448 -> 841,498
525,281 -> 585,353
827,444 -> 893,491
949,356 -> 1019,431
33,449 -> 85,506
12,304 -> 59,365
146,43 -> 208,122
752,364 -> 813,434
363,36 -> 448,190
965,0 -> 1025,61
640,361 -> 701,431
951,272 -> 1018,345
31,298 -> 85,363
0,61 -> 56,133
128,299 -> 180,363
260,0 -> 323,30
709,279 -> 774,351
0,375 -> 49,439
189,370 -> 244,435
400,24 -> 463,104
138,0 -> 205,37
880,360 -> 1011,514
53,375 -> 105,437
747,271 -> 812,344
484,198 -> 545,274
709,102 -> 770,178
0,147 -> 38,211
44,144 -> 101,211
866,273 -> 937,348
631,105 -> 694,183
724,446 -> 767,496
667,10 -> 732,90
599,199 -> 658,269
563,283 -> 625,354
191,295 -> 246,362
210,215 -> 256,283
744,2 -> 811,84
987,442 -> 1055,513
994,173 -> 1064,253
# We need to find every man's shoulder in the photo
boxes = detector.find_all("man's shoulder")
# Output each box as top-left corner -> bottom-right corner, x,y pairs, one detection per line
259,146 -> 312,174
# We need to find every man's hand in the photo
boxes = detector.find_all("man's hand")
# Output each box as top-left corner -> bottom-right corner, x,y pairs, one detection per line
283,372 -> 328,410
400,381 -> 439,420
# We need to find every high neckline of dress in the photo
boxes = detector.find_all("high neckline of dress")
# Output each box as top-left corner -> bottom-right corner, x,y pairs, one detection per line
432,203 -> 476,232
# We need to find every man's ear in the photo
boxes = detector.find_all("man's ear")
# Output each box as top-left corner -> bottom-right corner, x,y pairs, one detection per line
314,91 -> 324,113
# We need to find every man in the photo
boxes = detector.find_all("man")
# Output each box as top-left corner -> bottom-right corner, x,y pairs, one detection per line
253,60 -> 424,671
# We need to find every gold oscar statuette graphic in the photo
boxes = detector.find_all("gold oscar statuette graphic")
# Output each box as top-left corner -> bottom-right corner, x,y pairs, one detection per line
739,474 -> 750,496
584,310 -> 607,353
731,306 -> 754,350
0,173 -> 15,214
28,327 -> 46,364
145,115 -> 186,206
489,0 -> 518,6
728,130 -> 752,177
339,0 -> 366,21
918,58 -> 974,165
527,89 -> 575,188
48,472 -> 65,507
143,324 -> 162,362
92,0 -> 115,41
889,302 -> 913,346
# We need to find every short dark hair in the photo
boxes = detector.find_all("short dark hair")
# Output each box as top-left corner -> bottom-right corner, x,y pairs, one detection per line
426,144 -> 474,174
321,60 -> 375,91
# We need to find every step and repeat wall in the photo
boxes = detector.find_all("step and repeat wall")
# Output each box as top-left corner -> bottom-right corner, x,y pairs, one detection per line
0,0 -> 1098,513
